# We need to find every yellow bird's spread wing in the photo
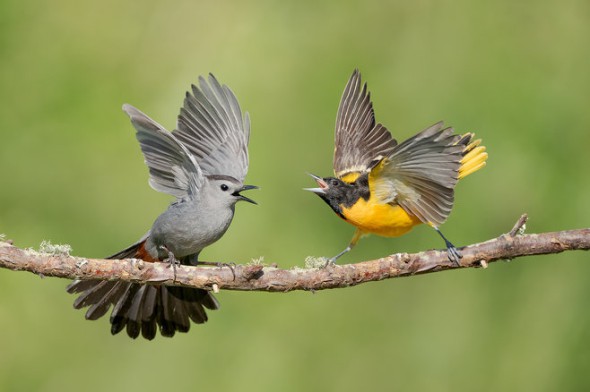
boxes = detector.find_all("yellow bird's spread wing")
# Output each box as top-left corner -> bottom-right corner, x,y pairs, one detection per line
333,69 -> 397,181
369,122 -> 470,227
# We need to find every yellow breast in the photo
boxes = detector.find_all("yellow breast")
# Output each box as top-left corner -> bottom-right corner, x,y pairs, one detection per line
340,196 -> 422,237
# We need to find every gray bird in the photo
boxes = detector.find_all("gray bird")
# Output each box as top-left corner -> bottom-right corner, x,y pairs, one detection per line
67,74 -> 257,340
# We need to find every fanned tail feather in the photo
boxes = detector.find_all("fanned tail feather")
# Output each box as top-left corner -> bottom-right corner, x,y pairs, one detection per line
457,133 -> 488,179
66,241 -> 219,340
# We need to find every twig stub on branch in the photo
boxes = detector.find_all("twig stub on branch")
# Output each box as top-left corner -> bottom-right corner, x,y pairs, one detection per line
0,215 -> 589,292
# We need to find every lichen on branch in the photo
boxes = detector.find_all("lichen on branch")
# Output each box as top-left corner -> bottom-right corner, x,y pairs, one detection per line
1,215 -> 589,292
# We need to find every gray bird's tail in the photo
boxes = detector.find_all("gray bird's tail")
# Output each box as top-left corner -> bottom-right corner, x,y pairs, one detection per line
66,240 -> 219,340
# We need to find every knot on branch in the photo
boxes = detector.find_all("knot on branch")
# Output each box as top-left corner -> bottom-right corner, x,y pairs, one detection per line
1,214 -> 589,292
241,264 -> 264,280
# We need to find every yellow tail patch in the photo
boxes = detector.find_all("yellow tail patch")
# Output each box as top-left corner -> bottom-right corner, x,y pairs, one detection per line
459,135 -> 488,180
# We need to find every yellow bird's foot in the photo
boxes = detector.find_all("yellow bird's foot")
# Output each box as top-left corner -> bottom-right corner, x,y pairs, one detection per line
325,247 -> 350,267
434,228 -> 463,267
446,244 -> 463,267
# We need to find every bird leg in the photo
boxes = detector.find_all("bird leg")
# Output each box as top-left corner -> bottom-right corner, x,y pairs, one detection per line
327,229 -> 363,266
159,245 -> 180,282
434,227 -> 462,266
198,261 -> 236,281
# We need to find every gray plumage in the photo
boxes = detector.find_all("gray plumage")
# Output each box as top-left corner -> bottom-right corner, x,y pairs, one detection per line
124,104 -> 203,200
175,75 -> 250,183
67,74 -> 255,340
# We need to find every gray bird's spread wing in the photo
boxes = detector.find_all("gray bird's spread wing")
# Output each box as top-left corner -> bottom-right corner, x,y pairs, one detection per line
370,122 -> 464,227
334,69 -> 397,179
123,104 -> 203,200
173,74 -> 250,182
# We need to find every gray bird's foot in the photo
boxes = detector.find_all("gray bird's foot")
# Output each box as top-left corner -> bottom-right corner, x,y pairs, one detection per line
159,245 -> 180,281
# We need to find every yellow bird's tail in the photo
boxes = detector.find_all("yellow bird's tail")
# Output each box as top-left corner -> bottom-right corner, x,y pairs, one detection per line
457,133 -> 488,180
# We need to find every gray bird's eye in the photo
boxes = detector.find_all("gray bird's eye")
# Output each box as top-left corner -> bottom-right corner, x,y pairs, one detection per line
220,184 -> 229,191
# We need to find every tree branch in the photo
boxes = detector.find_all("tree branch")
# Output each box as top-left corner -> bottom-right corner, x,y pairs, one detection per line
1,215 -> 588,292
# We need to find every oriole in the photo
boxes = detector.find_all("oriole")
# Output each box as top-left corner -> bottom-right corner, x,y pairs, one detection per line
306,69 -> 488,264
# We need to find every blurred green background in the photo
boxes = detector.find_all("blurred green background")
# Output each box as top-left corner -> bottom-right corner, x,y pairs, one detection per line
1,0 -> 589,390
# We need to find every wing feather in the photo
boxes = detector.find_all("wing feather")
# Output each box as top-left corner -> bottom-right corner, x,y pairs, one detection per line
334,69 -> 397,179
371,122 -> 464,227
122,104 -> 203,200
174,74 -> 250,182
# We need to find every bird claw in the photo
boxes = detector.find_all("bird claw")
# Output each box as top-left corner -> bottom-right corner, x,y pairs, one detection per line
159,245 -> 180,282
218,262 -> 236,281
198,261 -> 237,280
323,258 -> 336,268
446,244 -> 463,267
434,228 -> 462,267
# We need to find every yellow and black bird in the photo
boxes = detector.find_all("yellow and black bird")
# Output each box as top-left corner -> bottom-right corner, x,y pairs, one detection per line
306,69 -> 488,264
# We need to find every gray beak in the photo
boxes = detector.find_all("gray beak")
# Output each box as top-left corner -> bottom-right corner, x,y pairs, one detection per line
234,184 -> 258,204
304,173 -> 328,194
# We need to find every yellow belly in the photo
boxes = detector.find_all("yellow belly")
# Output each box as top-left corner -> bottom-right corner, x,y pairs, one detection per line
340,197 -> 422,237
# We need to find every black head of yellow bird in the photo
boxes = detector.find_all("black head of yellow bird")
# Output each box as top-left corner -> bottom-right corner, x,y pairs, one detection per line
306,69 -> 488,265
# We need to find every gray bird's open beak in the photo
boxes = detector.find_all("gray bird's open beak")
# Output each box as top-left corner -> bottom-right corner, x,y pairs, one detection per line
234,184 -> 259,204
304,173 -> 328,194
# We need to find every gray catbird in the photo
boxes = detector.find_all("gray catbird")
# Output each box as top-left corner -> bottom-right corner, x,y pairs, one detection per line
67,74 -> 256,340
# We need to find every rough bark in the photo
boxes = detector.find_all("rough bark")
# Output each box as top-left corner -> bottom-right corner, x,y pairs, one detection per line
1,215 -> 588,292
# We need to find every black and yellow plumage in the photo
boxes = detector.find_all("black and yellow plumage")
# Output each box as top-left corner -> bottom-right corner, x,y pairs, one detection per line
307,69 -> 488,264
